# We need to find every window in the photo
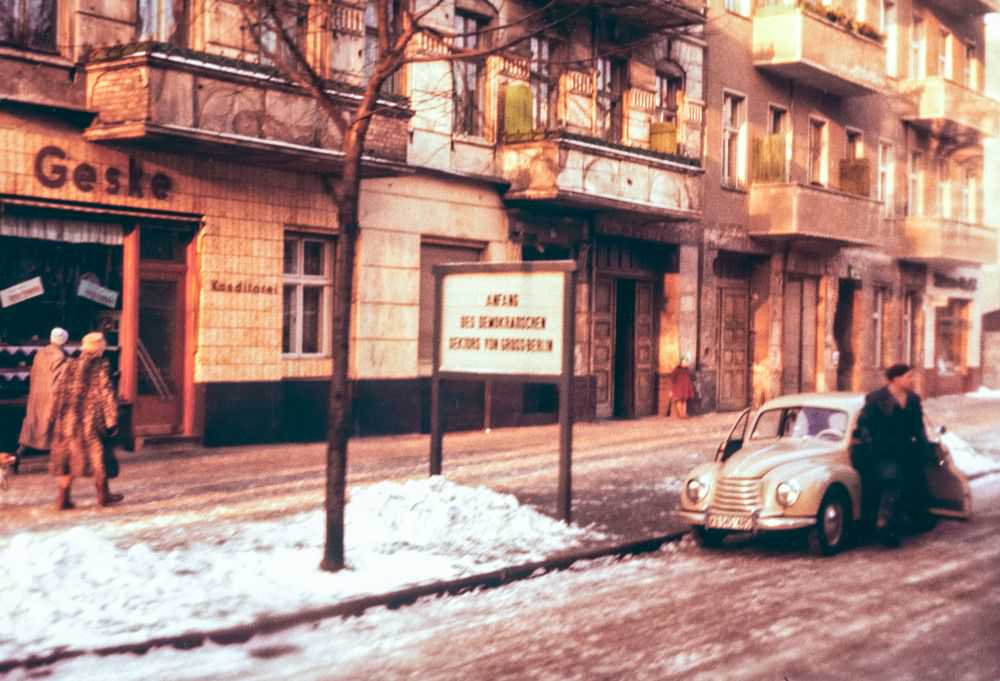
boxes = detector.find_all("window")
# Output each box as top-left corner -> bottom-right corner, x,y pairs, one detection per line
808,118 -> 827,186
138,0 -> 186,44
724,0 -> 749,16
909,17 -> 925,79
258,2 -> 308,68
282,235 -> 334,355
962,167 -> 977,222
722,92 -> 746,188
419,242 -> 483,364
768,106 -> 787,135
878,142 -> 894,217
903,291 -> 917,365
363,0 -> 404,95
846,129 -> 863,160
596,56 -> 625,143
937,159 -> 950,218
935,299 -> 969,374
453,12 -> 485,136
966,44 -> 977,89
529,36 -> 555,131
939,31 -> 952,79
656,72 -> 684,124
0,0 -> 56,51
882,0 -> 897,76
908,150 -> 923,216
873,286 -> 888,368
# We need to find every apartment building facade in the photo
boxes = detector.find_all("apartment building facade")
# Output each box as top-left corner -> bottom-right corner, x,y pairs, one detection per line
698,0 -> 1000,410
2,0 -> 994,450
0,0 -> 709,448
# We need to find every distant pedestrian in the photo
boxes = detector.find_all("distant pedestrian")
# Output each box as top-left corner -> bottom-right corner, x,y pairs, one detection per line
668,356 -> 696,419
851,363 -> 935,546
14,327 -> 70,473
49,332 -> 123,510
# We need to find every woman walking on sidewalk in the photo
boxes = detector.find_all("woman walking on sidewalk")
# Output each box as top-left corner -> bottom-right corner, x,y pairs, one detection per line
14,327 -> 69,473
49,332 -> 123,510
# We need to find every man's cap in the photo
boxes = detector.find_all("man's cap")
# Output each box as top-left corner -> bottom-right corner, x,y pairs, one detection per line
885,363 -> 912,381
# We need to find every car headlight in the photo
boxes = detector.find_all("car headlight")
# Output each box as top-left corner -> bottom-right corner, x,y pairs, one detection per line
686,477 -> 709,503
775,480 -> 801,507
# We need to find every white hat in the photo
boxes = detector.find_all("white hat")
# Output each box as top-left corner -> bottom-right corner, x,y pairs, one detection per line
50,327 -> 69,346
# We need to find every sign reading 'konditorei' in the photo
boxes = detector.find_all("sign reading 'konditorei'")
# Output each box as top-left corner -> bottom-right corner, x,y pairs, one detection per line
438,270 -> 565,376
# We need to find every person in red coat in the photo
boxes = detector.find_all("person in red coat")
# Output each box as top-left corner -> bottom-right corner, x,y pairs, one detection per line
668,356 -> 696,418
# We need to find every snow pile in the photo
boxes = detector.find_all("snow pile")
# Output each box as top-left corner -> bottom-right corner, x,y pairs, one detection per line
965,386 -> 1000,399
0,476 -> 602,660
941,432 -> 1000,477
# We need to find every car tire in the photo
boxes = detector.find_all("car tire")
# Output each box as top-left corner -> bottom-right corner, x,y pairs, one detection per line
692,526 -> 726,548
808,489 -> 851,557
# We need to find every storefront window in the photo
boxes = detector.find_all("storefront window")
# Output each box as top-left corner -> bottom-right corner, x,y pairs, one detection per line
0,215 -> 125,400
935,299 -> 969,374
282,234 -> 333,356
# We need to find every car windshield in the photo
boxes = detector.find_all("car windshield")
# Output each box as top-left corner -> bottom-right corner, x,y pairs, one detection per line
749,406 -> 848,441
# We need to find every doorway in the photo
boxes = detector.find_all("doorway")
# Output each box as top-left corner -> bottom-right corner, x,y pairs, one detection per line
834,279 -> 857,391
718,287 -> 750,409
134,228 -> 189,436
782,276 -> 819,394
613,279 -> 635,417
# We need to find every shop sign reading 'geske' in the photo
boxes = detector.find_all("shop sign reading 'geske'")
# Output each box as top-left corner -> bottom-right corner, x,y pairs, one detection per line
33,146 -> 174,200
439,271 -> 564,376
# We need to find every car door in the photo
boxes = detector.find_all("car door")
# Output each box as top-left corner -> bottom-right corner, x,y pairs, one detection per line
924,418 -> 972,520
716,408 -> 751,461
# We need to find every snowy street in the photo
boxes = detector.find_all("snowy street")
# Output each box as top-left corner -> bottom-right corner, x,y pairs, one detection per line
2,392 -> 999,678
24,474 -> 1000,681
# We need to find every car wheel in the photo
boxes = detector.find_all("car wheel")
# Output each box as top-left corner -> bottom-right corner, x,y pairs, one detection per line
692,526 -> 726,548
808,489 -> 851,556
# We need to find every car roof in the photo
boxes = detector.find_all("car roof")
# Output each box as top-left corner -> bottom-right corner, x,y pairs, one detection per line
757,391 -> 865,412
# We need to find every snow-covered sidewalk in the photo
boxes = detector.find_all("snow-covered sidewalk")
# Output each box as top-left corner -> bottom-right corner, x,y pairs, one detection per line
0,477 -> 606,662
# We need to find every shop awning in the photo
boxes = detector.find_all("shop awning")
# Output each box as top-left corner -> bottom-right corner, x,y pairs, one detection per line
1,214 -> 124,245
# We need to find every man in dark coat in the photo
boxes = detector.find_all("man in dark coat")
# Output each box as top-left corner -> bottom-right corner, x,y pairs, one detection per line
851,363 -> 936,546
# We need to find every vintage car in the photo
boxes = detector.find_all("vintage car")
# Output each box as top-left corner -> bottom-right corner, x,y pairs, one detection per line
677,392 -> 971,555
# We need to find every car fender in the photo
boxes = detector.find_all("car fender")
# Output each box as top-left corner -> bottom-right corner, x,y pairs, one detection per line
762,459 -> 861,519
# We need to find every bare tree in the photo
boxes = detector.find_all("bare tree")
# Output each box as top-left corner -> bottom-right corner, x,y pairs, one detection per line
232,0 -> 574,571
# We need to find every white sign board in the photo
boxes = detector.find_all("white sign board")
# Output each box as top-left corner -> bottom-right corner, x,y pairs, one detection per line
439,270 -> 565,376
77,278 -> 119,308
0,277 -> 44,308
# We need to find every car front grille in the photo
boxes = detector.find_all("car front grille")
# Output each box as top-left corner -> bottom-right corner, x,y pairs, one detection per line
710,477 -> 762,514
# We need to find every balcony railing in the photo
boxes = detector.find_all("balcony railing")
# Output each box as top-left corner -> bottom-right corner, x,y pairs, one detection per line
900,76 -> 1000,140
748,182 -> 883,245
899,216 -> 999,266
751,135 -> 872,197
82,42 -> 411,170
752,1 -> 886,96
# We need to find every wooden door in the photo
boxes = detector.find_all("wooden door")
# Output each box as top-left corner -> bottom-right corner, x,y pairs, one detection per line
633,280 -> 656,417
135,270 -> 184,435
718,287 -> 750,410
592,276 -> 615,418
782,277 -> 818,394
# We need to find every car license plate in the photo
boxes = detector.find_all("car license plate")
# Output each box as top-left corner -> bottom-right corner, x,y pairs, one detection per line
706,514 -> 754,531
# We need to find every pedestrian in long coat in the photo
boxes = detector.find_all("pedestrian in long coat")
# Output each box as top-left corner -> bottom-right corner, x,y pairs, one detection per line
14,327 -> 69,473
851,363 -> 934,546
49,332 -> 123,510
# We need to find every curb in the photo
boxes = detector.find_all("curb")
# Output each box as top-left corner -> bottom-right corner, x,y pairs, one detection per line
0,530 -> 688,674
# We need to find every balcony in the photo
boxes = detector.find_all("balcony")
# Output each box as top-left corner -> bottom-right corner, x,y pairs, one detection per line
748,182 -> 883,246
82,43 -> 410,173
752,3 -> 886,97
549,0 -> 705,31
900,77 -> 1000,141
930,0 -> 1000,16
899,217 -> 999,266
498,130 -> 703,218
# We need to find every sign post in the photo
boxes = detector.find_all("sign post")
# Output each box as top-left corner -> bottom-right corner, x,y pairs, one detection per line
430,261 -> 577,522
